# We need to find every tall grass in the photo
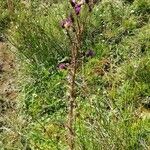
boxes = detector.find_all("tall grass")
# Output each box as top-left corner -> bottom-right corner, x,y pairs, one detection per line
1,0 -> 150,149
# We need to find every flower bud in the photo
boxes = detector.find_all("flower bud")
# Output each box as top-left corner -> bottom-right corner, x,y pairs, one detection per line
58,63 -> 67,70
85,49 -> 95,57
75,4 -> 82,15
60,17 -> 73,29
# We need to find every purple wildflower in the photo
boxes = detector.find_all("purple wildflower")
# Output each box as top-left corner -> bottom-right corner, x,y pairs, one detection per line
85,49 -> 95,57
70,0 -> 85,15
75,4 -> 82,15
58,63 -> 70,70
61,17 -> 73,29
58,63 -> 66,70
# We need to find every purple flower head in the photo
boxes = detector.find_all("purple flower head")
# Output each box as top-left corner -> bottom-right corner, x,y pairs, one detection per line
70,0 -> 85,15
75,4 -> 82,15
85,49 -> 95,57
70,0 -> 85,6
60,17 -> 73,29
58,63 -> 66,70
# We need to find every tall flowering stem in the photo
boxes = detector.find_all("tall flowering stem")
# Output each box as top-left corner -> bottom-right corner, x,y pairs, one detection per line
60,1 -> 96,149
67,17 -> 83,150
67,45 -> 77,150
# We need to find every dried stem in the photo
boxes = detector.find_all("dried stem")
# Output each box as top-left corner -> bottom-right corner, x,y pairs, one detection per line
7,0 -> 14,14
67,44 -> 77,150
67,17 -> 83,150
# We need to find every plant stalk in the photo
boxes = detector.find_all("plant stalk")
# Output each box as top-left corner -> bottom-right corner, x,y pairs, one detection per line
67,43 -> 78,150
67,16 -> 83,150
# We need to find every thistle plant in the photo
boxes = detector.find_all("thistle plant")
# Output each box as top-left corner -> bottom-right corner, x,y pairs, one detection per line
60,1 -> 96,149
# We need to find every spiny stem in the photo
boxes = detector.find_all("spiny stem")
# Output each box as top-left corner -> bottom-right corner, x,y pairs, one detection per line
67,43 -> 78,150
67,13 -> 83,150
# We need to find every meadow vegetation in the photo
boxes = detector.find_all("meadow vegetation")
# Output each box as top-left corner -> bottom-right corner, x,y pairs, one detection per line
0,0 -> 150,149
